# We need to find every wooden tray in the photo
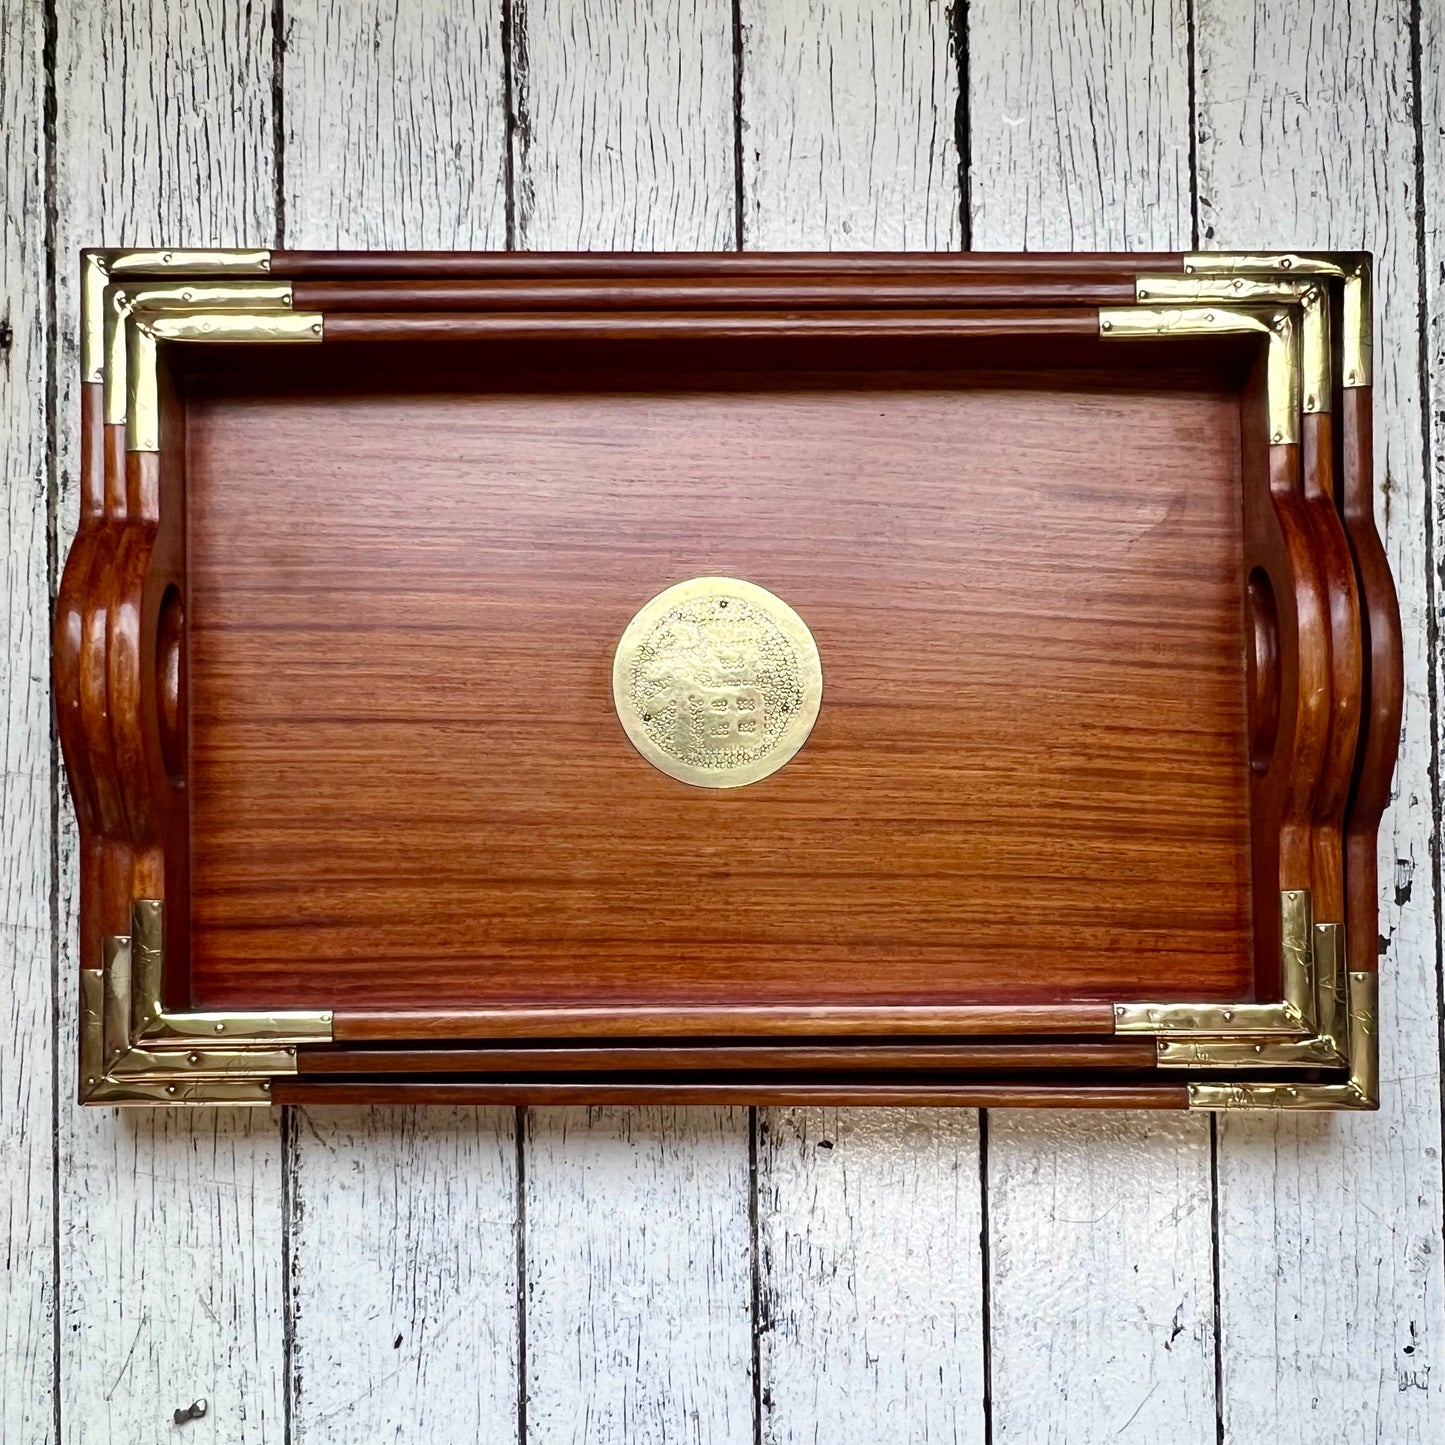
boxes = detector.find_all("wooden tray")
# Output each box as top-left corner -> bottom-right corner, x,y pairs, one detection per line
55,249 -> 1401,1110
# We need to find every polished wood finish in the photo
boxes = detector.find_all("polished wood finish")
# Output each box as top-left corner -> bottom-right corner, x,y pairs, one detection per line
300,1039 -> 1160,1073
270,1079 -> 1192,1109
331,1004 -> 1122,1040
1340,385 -> 1403,973
53,251 -> 1402,1106
185,344 -> 1253,1012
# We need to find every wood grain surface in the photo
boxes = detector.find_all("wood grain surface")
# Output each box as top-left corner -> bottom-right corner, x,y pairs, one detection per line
50,5 -> 285,1444
0,3 -> 54,1442
279,10 -> 520,1444
1197,1 -> 1445,1439
965,6 -> 1224,1442
183,355 -> 1252,1011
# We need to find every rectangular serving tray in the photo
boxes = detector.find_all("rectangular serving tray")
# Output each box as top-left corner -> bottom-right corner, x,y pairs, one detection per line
56,249 -> 1401,1109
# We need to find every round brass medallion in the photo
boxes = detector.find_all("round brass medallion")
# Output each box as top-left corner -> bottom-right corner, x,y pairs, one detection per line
612,577 -> 823,788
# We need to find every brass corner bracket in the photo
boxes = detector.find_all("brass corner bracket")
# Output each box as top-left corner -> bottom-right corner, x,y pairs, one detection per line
80,901 -> 332,1105
1098,300 -> 1301,444
81,248 -> 276,385
1114,890 -> 1317,1038
1111,891 -> 1378,1111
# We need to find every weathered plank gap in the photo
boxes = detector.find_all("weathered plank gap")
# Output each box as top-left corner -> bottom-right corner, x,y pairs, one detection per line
731,0 -> 744,250
272,0 -> 287,247
979,1109 -> 994,1445
1208,1116 -> 1223,1445
500,0 -> 516,249
280,1105 -> 297,1445
1409,0 -> 1445,1275
43,0 -> 62,1441
1186,0 -> 1200,250
748,1106 -> 762,1445
953,0 -> 971,250
514,1105 -> 527,1445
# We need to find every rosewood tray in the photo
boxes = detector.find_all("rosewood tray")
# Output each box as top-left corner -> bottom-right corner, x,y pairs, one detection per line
56,249 -> 1401,1110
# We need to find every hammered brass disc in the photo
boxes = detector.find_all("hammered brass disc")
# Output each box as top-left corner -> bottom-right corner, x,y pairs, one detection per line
612,577 -> 823,788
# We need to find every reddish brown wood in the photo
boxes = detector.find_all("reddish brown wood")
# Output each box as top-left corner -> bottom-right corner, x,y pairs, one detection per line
184,342 -> 1253,1015
56,254 -> 1401,1105
1341,385 -> 1403,974
300,1039 -> 1159,1072
269,1079 -> 1191,1108
294,278 -> 1142,311
332,1004 -> 1121,1040
1300,409 -> 1362,923
318,309 -> 1101,343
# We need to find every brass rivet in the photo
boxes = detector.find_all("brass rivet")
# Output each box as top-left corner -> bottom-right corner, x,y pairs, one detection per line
262,1081 -> 271,1092
1185,264 -> 1195,274
1204,312 -> 1214,323
1254,1044 -> 1263,1054
165,1084 -> 177,1094
1232,278 -> 1243,289
311,322 -> 322,334
260,257 -> 271,270
181,289 -> 193,302
1306,395 -> 1315,409
1348,370 -> 1357,383
1272,431 -> 1284,443
1159,1041 -> 1171,1051
1138,288 -> 1149,299
286,1046 -> 296,1056
214,1022 -> 225,1033
1280,257 -> 1292,269
1223,1010 -> 1234,1022
1115,1005 -> 1125,1016
1101,320 -> 1113,332
162,252 -> 173,264
187,1052 -> 200,1065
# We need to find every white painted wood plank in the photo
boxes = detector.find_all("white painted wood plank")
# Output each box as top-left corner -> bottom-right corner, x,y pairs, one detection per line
0,1 -> 54,1441
286,1108 -> 519,1444
514,10 -> 751,1442
739,0 -> 960,249
964,7 -> 1215,1442
967,0 -> 1192,250
279,9 -> 520,1442
1197,2 -> 1445,1440
987,1114 -> 1215,1443
51,5 -> 284,1441
511,0 -> 735,249
757,1109 -> 984,1445
741,10 -> 982,1441
283,0 -> 507,250
524,1107 -> 753,1445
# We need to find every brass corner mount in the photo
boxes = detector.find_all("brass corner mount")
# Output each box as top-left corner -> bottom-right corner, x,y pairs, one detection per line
80,901 -> 331,1106
1114,891 -> 1378,1111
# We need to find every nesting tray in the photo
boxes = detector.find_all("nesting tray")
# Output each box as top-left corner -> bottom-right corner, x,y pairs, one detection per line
56,249 -> 1401,1109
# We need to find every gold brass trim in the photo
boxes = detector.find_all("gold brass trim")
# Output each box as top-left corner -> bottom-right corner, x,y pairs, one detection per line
1134,276 -> 1329,414
1181,251 -> 1372,387
108,247 -> 273,275
103,281 -> 294,424
81,251 -> 111,382
1342,258 -> 1372,388
1187,971 -> 1378,1110
79,900 -> 331,1106
125,309 -> 324,451
1156,923 -> 1347,1068
1099,304 -> 1300,444
1114,890 -> 1316,1037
